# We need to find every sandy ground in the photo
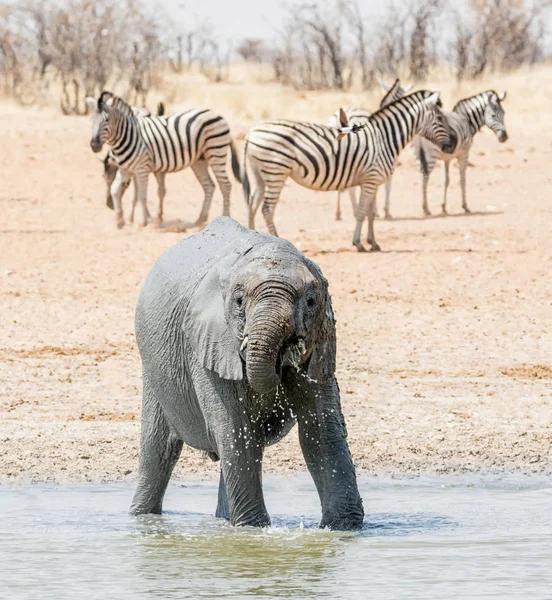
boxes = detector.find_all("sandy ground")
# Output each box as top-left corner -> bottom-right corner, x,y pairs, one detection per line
1,99 -> 551,484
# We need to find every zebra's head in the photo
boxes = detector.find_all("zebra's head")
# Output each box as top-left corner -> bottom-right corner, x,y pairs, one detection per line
485,91 -> 508,143
416,92 -> 458,154
86,91 -> 115,153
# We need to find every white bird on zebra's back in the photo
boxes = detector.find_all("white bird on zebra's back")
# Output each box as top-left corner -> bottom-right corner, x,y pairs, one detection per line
243,89 -> 457,252
325,79 -> 413,221
86,92 -> 241,229
412,90 -> 508,216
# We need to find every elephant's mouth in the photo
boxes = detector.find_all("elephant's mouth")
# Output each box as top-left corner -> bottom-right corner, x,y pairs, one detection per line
240,335 -> 310,372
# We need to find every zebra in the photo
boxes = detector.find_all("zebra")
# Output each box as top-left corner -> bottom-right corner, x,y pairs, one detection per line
85,92 -> 241,228
100,102 -> 166,223
243,90 -> 457,252
326,79 -> 412,221
412,90 -> 508,216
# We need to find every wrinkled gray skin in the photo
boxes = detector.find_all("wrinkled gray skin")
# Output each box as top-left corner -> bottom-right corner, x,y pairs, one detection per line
130,217 -> 364,530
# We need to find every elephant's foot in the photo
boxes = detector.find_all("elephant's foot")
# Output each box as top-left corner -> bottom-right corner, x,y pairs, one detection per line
320,513 -> 364,531
232,513 -> 271,528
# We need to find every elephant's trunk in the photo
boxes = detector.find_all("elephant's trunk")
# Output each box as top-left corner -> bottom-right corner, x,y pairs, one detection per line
246,291 -> 294,395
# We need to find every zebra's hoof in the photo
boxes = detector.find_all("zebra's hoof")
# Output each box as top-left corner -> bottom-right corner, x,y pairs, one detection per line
384,213 -> 393,220
354,243 -> 367,253
335,214 -> 342,221
370,243 -> 381,252
463,207 -> 471,214
116,219 -> 125,229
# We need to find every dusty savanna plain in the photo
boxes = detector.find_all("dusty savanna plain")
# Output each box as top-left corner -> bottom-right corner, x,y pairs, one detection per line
1,67 -> 551,483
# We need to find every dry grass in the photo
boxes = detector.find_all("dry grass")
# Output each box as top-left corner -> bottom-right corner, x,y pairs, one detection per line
500,365 -> 552,380
3,62 -> 551,136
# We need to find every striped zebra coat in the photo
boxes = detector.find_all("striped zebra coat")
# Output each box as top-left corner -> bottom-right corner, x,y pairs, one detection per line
101,102 -> 165,222
413,90 -> 508,215
86,92 -> 240,228
243,90 -> 457,251
325,79 -> 411,220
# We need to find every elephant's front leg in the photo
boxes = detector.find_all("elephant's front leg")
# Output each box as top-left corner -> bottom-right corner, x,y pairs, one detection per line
215,470 -> 230,520
293,377 -> 364,530
201,386 -> 270,527
216,421 -> 270,527
130,380 -> 183,515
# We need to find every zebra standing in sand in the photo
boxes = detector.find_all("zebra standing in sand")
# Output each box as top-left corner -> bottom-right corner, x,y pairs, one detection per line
243,90 -> 457,252
86,92 -> 241,228
100,102 -> 166,223
326,79 -> 412,221
412,90 -> 508,216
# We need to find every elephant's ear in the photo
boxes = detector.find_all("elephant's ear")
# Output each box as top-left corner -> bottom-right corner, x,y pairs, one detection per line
305,260 -> 337,383
183,261 -> 243,381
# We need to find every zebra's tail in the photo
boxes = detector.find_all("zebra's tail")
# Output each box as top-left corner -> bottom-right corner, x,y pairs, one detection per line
242,140 -> 251,206
230,140 -> 242,183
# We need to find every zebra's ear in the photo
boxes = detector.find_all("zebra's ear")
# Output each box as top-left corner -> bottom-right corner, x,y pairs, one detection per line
85,97 -> 97,112
498,91 -> 507,102
425,92 -> 441,107
339,108 -> 349,128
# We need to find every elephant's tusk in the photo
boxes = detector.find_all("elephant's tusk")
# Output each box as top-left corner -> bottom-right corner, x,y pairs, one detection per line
297,338 -> 306,356
240,336 -> 248,352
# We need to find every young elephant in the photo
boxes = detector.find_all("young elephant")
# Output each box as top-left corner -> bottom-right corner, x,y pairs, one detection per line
131,216 -> 364,530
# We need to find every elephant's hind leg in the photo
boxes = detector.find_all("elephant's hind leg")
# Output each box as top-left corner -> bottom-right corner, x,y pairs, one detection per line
130,383 -> 183,515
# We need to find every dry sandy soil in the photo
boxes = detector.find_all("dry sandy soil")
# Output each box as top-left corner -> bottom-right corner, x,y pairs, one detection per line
1,81 -> 551,483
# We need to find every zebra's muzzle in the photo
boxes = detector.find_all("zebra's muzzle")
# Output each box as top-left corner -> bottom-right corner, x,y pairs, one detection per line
498,130 -> 508,143
90,139 -> 103,153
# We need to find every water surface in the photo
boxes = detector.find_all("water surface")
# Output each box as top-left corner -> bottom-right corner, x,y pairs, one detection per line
1,475 -> 551,599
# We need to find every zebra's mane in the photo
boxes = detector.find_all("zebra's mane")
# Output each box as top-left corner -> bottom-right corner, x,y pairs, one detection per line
379,79 -> 408,108
370,90 -> 439,121
98,91 -> 135,118
452,90 -> 498,113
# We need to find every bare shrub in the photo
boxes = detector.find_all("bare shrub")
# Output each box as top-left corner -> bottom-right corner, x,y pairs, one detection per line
453,0 -> 552,80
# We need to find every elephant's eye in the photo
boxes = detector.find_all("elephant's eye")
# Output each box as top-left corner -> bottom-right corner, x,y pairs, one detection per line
236,296 -> 243,308
306,297 -> 316,308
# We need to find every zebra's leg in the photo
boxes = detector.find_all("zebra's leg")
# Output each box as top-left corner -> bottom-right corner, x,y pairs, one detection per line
384,161 -> 396,220
134,170 -> 150,227
335,191 -> 342,221
353,182 -> 378,252
154,173 -> 166,225
110,169 -> 132,229
261,176 -> 287,237
248,176 -> 265,231
442,160 -> 451,214
349,187 -> 358,219
129,176 -> 138,224
191,159 -> 215,226
210,160 -> 232,218
458,154 -> 470,213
